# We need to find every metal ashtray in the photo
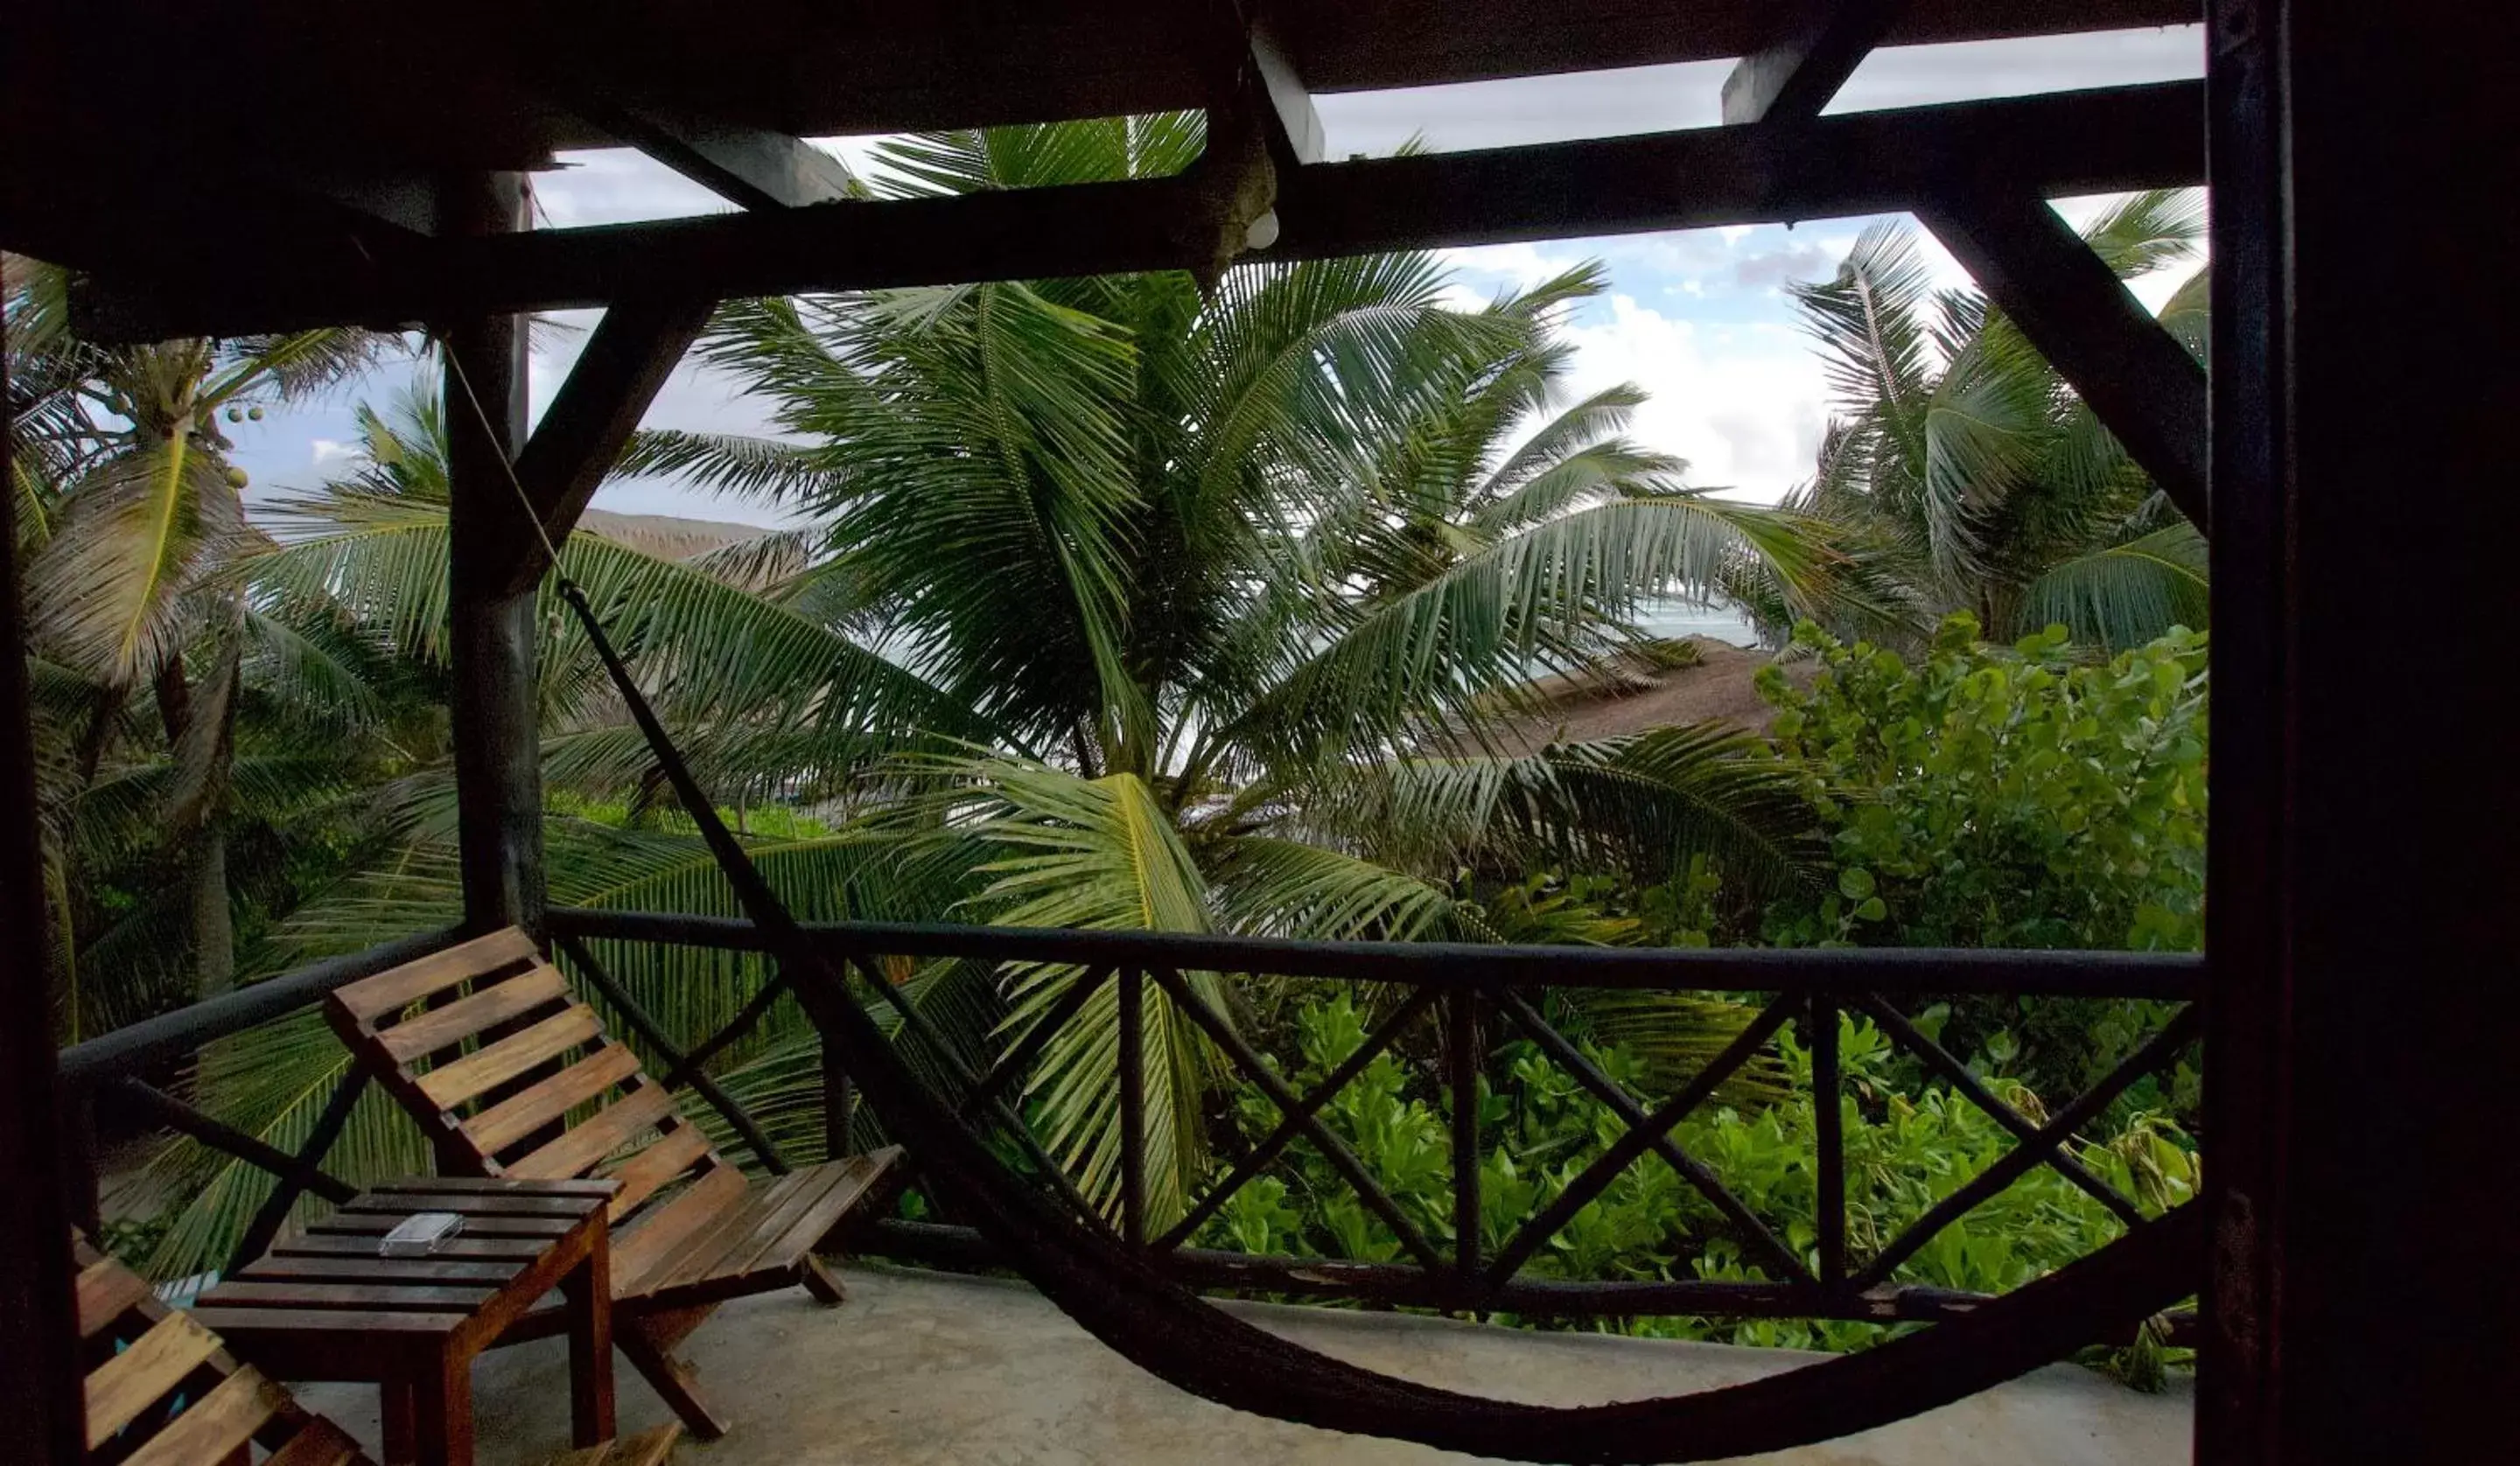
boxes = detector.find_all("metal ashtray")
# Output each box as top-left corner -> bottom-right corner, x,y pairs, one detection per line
377,1211 -> 466,1258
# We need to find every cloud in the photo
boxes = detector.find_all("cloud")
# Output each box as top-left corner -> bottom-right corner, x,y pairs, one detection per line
309,437 -> 360,468
1731,241 -> 1836,290
1437,241 -> 1590,291
1553,294 -> 1830,503
533,152 -> 730,228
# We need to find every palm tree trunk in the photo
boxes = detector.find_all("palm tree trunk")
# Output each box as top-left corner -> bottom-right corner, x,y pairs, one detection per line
151,655 -> 190,746
74,683 -> 124,786
153,647 -> 240,1000
188,828 -> 234,997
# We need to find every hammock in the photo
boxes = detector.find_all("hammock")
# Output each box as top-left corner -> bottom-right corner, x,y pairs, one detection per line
544,571 -> 2199,1464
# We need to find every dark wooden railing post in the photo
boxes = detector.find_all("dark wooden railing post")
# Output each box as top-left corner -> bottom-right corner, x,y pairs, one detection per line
1810,995 -> 1845,1294
1447,989 -> 1480,1281
1117,967 -> 1147,1245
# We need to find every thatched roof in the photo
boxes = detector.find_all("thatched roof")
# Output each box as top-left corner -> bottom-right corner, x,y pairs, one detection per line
578,508 -> 775,562
1478,638 -> 1816,754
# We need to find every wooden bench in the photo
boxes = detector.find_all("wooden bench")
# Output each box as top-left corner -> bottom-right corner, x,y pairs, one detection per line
325,927 -> 903,1439
74,1238 -> 679,1466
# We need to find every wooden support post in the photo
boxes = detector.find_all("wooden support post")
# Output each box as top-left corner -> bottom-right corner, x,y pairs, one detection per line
444,171 -> 543,937
1720,0 -> 1903,124
2195,12 -> 2286,1446
2199,2 -> 2520,1461
60,1083 -> 101,1235
1918,187 -> 2211,529
0,341 -> 85,1465
444,186 -> 708,936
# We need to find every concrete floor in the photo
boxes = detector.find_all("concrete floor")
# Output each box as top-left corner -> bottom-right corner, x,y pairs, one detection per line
291,1263 -> 2191,1466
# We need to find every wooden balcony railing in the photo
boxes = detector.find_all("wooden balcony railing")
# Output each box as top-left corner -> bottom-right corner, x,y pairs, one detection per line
54,912 -> 2201,1335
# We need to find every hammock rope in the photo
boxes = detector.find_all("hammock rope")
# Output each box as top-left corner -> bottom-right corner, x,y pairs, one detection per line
443,342 -> 2202,1464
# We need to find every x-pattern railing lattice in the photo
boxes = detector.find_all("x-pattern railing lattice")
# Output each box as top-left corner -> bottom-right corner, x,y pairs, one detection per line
845,957 -> 2201,1318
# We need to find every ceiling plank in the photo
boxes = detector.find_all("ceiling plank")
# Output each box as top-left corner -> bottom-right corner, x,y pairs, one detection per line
72,82 -> 2202,343
1918,187 -> 2209,528
1721,0 -> 1906,124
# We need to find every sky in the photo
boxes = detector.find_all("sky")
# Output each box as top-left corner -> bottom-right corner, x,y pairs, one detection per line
225,24 -> 2205,527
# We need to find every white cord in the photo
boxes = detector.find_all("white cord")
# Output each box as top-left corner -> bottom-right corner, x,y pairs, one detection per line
436,332 -> 570,580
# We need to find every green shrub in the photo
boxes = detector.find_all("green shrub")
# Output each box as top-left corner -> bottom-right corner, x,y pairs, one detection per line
1758,612 -> 2206,953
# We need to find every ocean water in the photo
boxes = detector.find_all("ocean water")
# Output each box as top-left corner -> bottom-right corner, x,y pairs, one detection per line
1635,598 -> 1762,648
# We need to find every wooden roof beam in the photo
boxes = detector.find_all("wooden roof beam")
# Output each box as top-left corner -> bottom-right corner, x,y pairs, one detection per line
1721,0 -> 1906,124
70,82 -> 2203,342
1919,186 -> 2210,528
492,295 -> 718,596
566,94 -> 857,210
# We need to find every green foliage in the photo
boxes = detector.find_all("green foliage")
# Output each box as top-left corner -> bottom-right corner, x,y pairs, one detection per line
9,258 -> 410,1020
1760,613 -> 2207,954
1200,995 -> 2194,1379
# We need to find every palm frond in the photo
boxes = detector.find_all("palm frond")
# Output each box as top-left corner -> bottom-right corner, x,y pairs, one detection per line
900,757 -> 1227,1226
1227,493 -> 1837,765
2018,522 -> 2208,648
1302,723 -> 1829,901
26,432 -> 242,686
1207,836 -> 1484,943
613,429 -> 844,504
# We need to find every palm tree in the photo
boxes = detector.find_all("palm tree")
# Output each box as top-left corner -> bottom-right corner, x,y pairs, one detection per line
605,116 -> 1839,1225
6,255 -> 399,1007
1773,189 -> 2209,650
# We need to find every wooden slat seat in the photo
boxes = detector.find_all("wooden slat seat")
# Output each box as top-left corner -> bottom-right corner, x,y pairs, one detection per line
326,927 -> 904,1440
73,1236 -> 381,1466
620,1153 -> 897,1309
73,1236 -> 684,1466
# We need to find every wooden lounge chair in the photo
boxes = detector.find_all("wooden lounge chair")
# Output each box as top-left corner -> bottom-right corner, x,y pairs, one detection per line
325,927 -> 903,1440
73,1237 -> 679,1466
